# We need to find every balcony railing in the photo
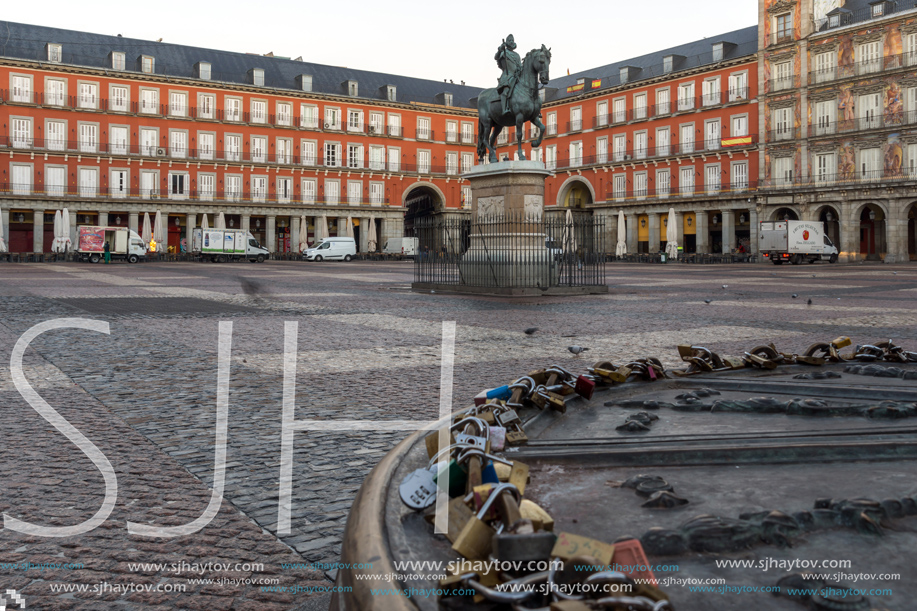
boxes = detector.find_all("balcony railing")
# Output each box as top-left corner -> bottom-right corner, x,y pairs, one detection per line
808,49 -> 917,85
548,135 -> 757,171
768,75 -> 799,93
605,179 -> 759,202
763,168 -> 917,189
769,29 -> 795,46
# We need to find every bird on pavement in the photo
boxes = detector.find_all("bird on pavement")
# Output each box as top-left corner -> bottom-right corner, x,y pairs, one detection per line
722,285 -> 728,289
792,294 -> 798,298
524,327 -> 538,335
807,298 -> 812,305
568,345 -> 589,356
704,299 -> 712,304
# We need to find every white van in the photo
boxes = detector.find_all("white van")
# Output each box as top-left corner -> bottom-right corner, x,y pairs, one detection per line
302,237 -> 357,261
383,237 -> 419,257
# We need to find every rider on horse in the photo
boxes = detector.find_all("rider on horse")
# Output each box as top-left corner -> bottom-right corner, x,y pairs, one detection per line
495,34 -> 522,117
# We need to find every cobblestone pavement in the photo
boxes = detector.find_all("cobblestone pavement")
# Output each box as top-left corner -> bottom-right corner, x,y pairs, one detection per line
2,259 -> 917,610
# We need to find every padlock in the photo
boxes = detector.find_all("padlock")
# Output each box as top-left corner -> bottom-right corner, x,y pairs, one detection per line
520,498 -> 554,531
492,528 -> 557,566
432,458 -> 467,498
489,426 -> 506,452
509,460 -> 530,495
451,417 -> 489,452
425,428 -> 455,459
505,421 -> 529,445
494,406 -> 522,429
486,385 -> 513,401
528,368 -> 549,385
574,374 -> 596,399
399,467 -> 438,510
482,461 -> 500,485
551,532 -> 615,566
537,387 -> 567,413
452,483 -> 521,559
506,376 -> 536,409
457,446 -> 485,493
832,336 -> 852,349
549,555 -> 602,602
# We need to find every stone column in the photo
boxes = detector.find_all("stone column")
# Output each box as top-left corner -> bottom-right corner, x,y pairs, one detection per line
673,211 -> 684,257
68,209 -> 78,251
129,212 -> 139,234
721,209 -> 735,253
241,214 -> 251,232
291,216 -> 301,253
185,214 -> 195,252
336,217 -> 345,238
648,213 -> 660,253
748,208 -> 759,254
626,213 -> 638,253
361,217 -> 371,252
839,202 -> 858,263
98,212 -> 109,227
266,216 -> 277,252
695,212 -> 709,253
885,199 -> 908,263
33,209 -> 44,252
1,208 -> 8,247
158,210 -> 170,252
604,210 -> 618,256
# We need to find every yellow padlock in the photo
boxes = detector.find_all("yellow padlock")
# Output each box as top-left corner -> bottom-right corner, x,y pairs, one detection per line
452,483 -> 520,560
520,499 -> 554,531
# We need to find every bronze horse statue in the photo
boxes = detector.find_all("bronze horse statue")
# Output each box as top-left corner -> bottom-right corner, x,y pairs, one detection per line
477,45 -> 551,163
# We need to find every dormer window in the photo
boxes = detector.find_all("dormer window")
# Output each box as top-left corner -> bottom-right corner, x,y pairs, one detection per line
539,89 -> 546,102
252,68 -> 265,86
577,78 -> 585,85
664,56 -> 674,73
829,14 -> 840,26
444,93 -> 453,106
348,80 -> 358,96
619,68 -> 629,83
111,51 -> 125,70
713,43 -> 724,62
140,55 -> 155,74
297,74 -> 312,92
47,43 -> 62,63
871,1 -> 884,17
387,85 -> 396,101
197,62 -> 211,80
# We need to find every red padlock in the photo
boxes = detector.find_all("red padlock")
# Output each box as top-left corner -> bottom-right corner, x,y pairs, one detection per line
574,375 -> 596,400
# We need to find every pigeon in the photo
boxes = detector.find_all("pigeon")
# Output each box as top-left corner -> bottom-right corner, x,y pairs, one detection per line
722,285 -> 728,289
893,271 -> 898,275
524,327 -> 539,335
791,294 -> 798,298
568,346 -> 589,356
807,298 -> 812,305
812,274 -> 816,278
704,299 -> 712,304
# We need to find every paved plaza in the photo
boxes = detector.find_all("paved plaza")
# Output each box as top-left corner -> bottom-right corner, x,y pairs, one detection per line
1,259 -> 916,610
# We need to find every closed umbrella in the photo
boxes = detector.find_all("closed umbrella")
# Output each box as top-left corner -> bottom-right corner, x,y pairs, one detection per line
298,214 -> 309,252
216,212 -> 226,230
367,219 -> 377,252
61,207 -> 72,253
142,213 -> 152,249
201,213 -> 209,231
665,207 -> 679,260
562,208 -> 577,255
345,216 -> 354,239
0,209 -> 7,253
52,210 -> 63,252
615,210 -> 627,256
316,215 -> 328,246
153,210 -> 164,253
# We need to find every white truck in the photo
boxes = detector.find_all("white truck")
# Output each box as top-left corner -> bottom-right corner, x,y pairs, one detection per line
77,226 -> 147,264
191,228 -> 270,263
760,220 -> 838,265
383,237 -> 419,258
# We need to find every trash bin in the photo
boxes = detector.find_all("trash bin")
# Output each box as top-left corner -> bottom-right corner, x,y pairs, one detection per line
660,253 -> 667,263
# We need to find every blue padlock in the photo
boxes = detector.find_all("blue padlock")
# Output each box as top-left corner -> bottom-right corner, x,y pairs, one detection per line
481,461 -> 500,485
486,385 -> 512,401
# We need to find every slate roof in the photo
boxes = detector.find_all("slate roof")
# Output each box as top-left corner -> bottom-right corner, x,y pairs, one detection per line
546,25 -> 758,102
0,20 -> 486,109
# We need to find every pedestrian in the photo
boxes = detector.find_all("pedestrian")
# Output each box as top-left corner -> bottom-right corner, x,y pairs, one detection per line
103,241 -> 111,264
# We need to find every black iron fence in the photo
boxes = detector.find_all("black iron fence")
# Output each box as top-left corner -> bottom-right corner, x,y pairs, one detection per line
413,213 -> 605,289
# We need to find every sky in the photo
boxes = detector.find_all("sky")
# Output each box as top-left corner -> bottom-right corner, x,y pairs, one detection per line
2,0 -> 759,88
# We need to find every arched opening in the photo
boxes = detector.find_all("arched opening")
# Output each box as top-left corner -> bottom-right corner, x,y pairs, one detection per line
858,204 -> 886,261
403,185 -> 444,236
816,205 -> 841,250
561,182 -> 593,209
683,212 -> 697,253
906,203 -> 917,261
710,211 -> 723,253
772,207 -> 799,221
734,209 -> 752,253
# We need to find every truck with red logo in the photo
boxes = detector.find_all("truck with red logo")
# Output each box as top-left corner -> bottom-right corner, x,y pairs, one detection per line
759,220 -> 839,265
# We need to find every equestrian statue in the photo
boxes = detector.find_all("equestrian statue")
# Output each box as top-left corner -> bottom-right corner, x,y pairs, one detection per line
477,35 -> 551,163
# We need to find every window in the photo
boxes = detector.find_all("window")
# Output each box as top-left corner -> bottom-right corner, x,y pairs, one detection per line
347,80 -> 358,97
446,152 -> 458,174
299,75 -> 313,92
677,82 -> 694,111
108,169 -> 128,197
301,140 -> 317,166
597,137 -> 608,163
872,2 -> 884,17
110,85 -> 128,112
198,132 -> 215,160
252,69 -> 265,87
169,172 -> 189,199
226,175 -> 242,201
111,52 -> 125,70
110,126 -> 128,155
814,51 -> 836,83
909,87 -> 917,124
164,129 -> 183,157
634,94 -> 647,119
387,86 -> 397,101
169,91 -> 187,117
251,176 -> 267,202
597,100 -> 608,126
773,61 -> 792,91
774,156 -> 794,186
613,174 -> 626,200
907,33 -> 917,67
387,114 -> 401,137
656,89 -> 670,115
225,97 -> 242,121
46,120 -> 66,151
462,152 -> 474,173
199,174 -> 215,200
140,128 -> 158,157
11,164 -> 32,196
569,141 -> 582,167
815,153 -> 835,183
46,166 -> 66,196
728,72 -> 748,101
731,115 -> 748,137
325,180 -> 340,204
325,107 -> 341,130
775,13 -> 792,41
909,143 -> 917,176
462,122 -> 474,143
857,41 -> 882,75
702,78 -> 720,106
705,120 -> 720,150
859,93 -> 881,129
461,186 -> 471,208
225,134 -> 242,162
634,132 -> 647,159
369,145 -> 385,170
613,98 -> 626,123
79,167 -> 98,197
446,121 -> 457,143
774,107 -> 793,140
47,43 -> 62,62
78,123 -> 98,153
198,93 -> 214,119
712,43 -> 724,63
657,169 -> 670,197
251,100 -> 267,124
417,150 -> 431,173
11,118 -> 32,149
348,109 -> 364,132
251,136 -> 267,163
547,112 -> 557,135
369,112 -> 384,135
140,55 -> 155,74
613,134 -> 626,162
570,107 -> 582,131
302,178 -> 316,203
325,142 -> 341,167
45,79 -> 66,106
301,104 -> 318,129
815,99 -> 836,135
388,147 -> 400,172
705,165 -> 720,194
11,75 -> 32,103
656,127 -> 670,156
348,181 -> 362,205
545,145 -> 556,170
77,82 -> 98,109
444,93 -> 453,106
634,172 -> 647,199
680,167 -> 695,195
859,147 -> 881,180
277,138 -> 293,164
732,162 -> 749,190
680,124 -> 695,153
417,117 -> 431,140
198,62 -> 211,80
140,170 -> 158,199
140,89 -> 159,114
663,56 -> 674,73
347,144 -> 363,169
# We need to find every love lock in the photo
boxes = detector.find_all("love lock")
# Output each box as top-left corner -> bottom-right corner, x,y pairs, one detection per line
399,467 -> 438,510
533,385 -> 568,413
451,417 -> 490,452
452,482 -> 521,560
589,360 -> 628,385
506,376 -> 536,409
